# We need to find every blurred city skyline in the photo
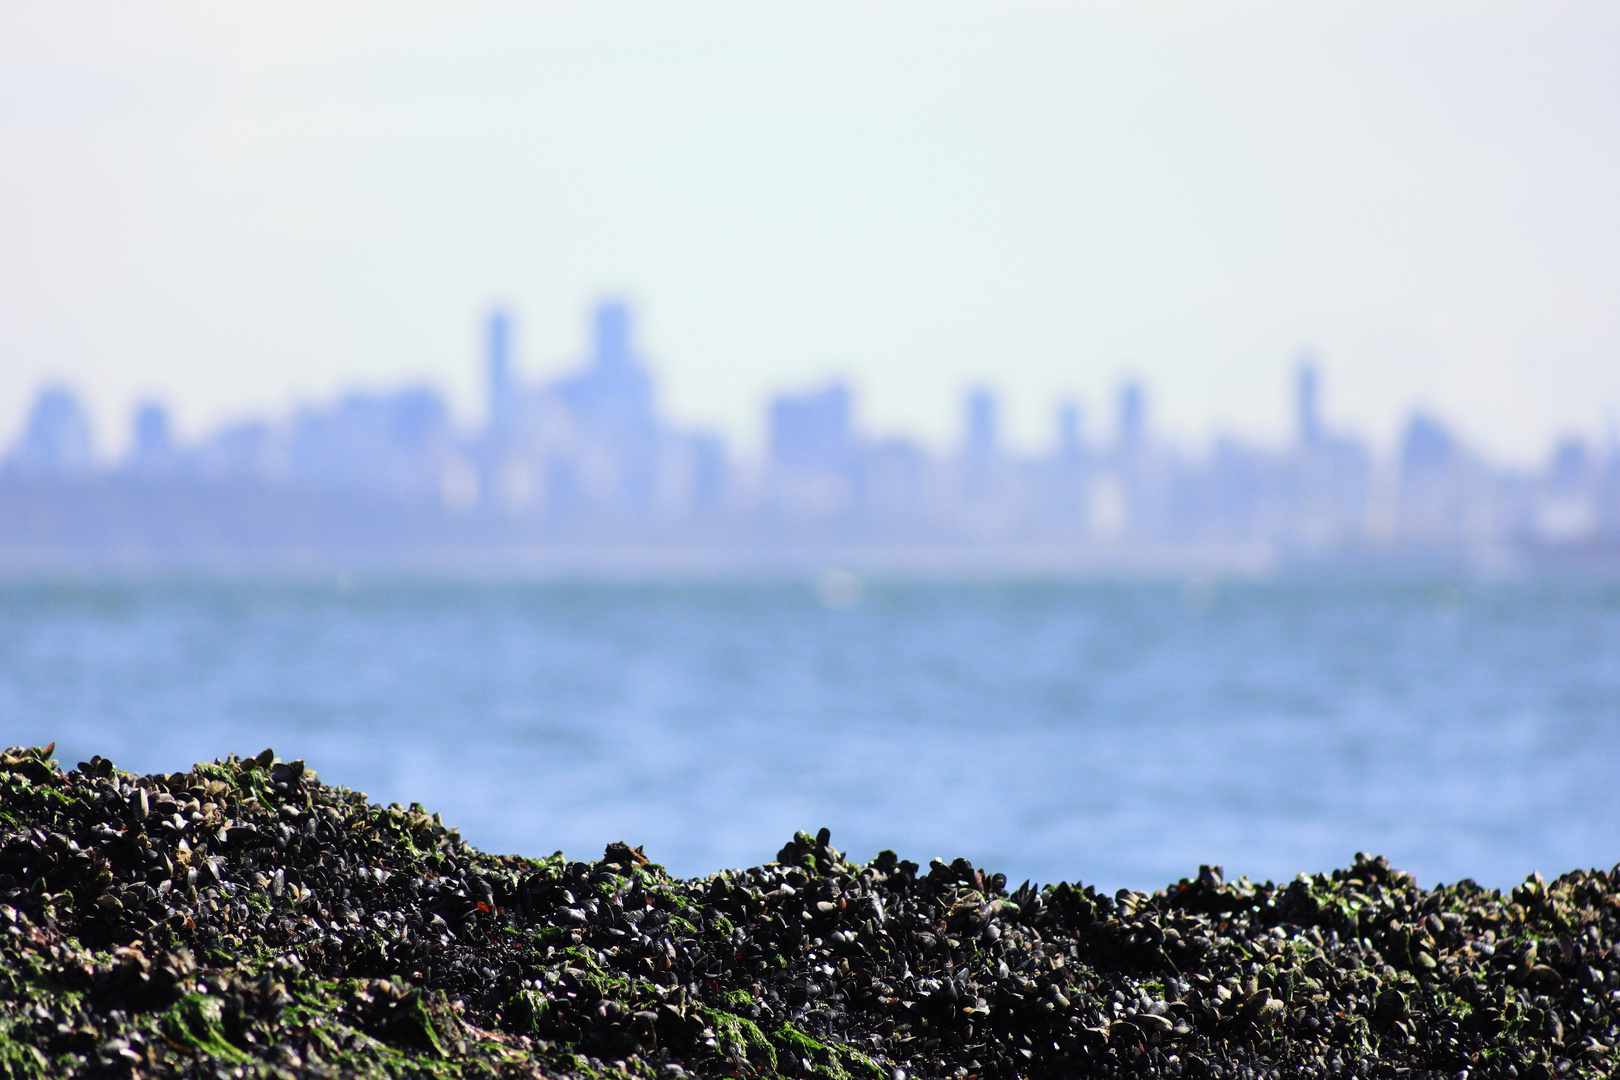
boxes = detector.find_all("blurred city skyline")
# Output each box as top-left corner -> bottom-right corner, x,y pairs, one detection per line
19,291 -> 1610,465
3,3 -> 1619,466
3,296 -> 1616,574
12,291 -> 1620,469
8,291 -> 1620,468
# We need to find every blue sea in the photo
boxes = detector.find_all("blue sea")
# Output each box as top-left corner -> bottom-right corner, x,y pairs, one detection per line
1,577 -> 1617,893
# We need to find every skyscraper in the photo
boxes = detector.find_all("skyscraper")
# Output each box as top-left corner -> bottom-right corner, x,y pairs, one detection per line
7,385 -> 93,477
1114,380 -> 1169,540
486,307 -> 516,437
963,387 -> 998,462
1397,412 -> 1465,544
556,298 -> 658,446
133,402 -> 170,457
764,382 -> 855,522
1284,361 -> 1371,550
1117,381 -> 1145,458
1056,399 -> 1083,461
1042,398 -> 1090,530
956,385 -> 1005,510
769,382 -> 851,471
1296,358 -> 1321,448
126,401 -> 174,476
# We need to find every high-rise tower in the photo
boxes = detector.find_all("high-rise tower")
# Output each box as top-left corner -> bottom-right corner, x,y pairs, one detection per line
1296,357 -> 1321,448
486,307 -> 515,437
1117,381 -> 1144,457
963,387 -> 998,462
1056,399 -> 1083,460
8,385 -> 93,476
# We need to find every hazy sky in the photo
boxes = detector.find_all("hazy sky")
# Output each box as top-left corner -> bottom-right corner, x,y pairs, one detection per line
2,1 -> 1618,462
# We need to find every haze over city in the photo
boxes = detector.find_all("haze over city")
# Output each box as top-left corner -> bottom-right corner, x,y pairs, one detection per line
3,1 -> 1619,466
3,295 -> 1615,576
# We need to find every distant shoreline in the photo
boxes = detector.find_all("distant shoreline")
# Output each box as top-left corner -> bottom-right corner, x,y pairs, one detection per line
2,536 -> 1617,583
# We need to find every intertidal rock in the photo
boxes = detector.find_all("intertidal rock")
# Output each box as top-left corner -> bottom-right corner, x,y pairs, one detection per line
0,744 -> 1617,1079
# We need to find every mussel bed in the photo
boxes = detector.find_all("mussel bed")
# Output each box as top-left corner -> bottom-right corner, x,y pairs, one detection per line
0,744 -> 1616,1080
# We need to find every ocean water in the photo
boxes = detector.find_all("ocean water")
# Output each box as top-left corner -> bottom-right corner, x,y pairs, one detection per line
1,577 -> 1617,893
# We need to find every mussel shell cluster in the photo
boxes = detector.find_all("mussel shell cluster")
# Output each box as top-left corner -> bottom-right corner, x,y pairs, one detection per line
1,744 -> 1616,1080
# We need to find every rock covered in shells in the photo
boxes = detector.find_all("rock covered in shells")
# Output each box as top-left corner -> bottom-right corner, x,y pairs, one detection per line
0,743 -> 1617,1080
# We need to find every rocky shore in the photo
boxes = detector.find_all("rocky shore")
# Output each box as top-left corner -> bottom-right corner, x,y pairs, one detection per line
0,745 -> 1616,1080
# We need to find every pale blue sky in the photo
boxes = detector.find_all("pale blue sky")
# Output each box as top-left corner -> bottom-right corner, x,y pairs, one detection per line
2,1 -> 1617,462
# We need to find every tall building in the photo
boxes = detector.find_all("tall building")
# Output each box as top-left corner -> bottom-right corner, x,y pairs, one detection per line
763,381 -> 855,521
1055,400 -> 1083,462
959,386 -> 1002,507
480,298 -> 676,520
1117,381 -> 1145,459
1397,413 -> 1465,544
1296,359 -> 1321,448
133,403 -> 170,456
125,401 -> 175,476
547,299 -> 663,516
1529,436 -> 1600,544
1040,399 -> 1090,531
1284,362 -> 1371,551
555,299 -> 659,451
7,385 -> 93,477
1114,380 -> 1169,539
769,383 -> 851,472
963,387 -> 998,462
487,308 -> 516,437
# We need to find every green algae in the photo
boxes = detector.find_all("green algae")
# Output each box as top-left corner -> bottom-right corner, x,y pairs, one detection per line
0,1022 -> 48,1080
773,1022 -> 883,1080
161,993 -> 251,1063
699,1006 -> 776,1070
